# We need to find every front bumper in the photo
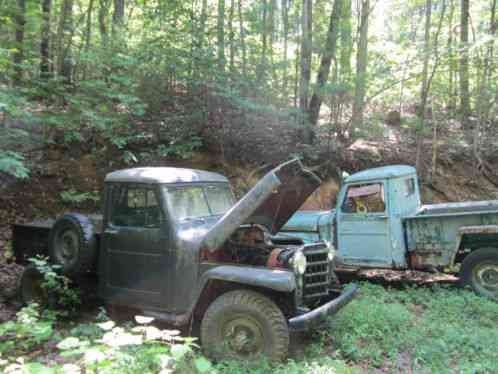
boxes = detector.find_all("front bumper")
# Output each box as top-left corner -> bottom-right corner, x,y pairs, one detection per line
288,283 -> 358,332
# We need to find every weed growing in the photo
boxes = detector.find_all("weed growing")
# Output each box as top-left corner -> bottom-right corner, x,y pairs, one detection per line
1,282 -> 496,373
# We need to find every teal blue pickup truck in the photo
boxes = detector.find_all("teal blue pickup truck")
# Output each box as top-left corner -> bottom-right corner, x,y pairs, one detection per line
279,165 -> 498,300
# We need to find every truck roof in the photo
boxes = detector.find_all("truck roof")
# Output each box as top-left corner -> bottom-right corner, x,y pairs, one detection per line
104,167 -> 229,184
345,165 -> 416,183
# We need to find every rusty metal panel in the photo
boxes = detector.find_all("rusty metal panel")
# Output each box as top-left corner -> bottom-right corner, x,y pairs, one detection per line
405,212 -> 498,269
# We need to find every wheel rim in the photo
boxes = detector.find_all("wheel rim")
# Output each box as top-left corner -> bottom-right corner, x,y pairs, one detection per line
55,229 -> 79,267
472,261 -> 498,299
221,315 -> 265,358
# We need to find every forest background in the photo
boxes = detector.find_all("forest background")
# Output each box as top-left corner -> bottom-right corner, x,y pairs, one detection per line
0,1 -> 498,372
0,0 -> 496,188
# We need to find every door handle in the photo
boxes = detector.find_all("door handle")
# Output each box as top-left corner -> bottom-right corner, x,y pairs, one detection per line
105,229 -> 118,235
372,215 -> 388,220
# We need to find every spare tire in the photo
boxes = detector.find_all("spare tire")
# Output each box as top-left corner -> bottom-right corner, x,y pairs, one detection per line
19,264 -> 56,307
48,213 -> 97,275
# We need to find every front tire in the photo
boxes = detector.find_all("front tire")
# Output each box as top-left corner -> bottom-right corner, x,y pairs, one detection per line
200,290 -> 289,361
460,247 -> 498,301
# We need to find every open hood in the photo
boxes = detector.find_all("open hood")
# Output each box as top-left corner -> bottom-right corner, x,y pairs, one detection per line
201,159 -> 321,252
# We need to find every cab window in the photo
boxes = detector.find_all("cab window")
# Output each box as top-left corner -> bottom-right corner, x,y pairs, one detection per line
110,185 -> 162,227
404,178 -> 415,196
342,183 -> 385,214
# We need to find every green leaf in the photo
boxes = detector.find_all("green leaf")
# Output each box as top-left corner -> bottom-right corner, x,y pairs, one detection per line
24,363 -> 55,374
170,344 -> 190,360
194,357 -> 212,373
57,337 -> 81,350
97,321 -> 115,331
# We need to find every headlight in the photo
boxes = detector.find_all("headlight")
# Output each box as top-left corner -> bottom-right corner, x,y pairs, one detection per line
328,248 -> 335,261
326,241 -> 335,261
292,250 -> 307,275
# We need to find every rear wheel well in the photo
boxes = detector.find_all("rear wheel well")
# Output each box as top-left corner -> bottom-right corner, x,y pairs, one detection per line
455,233 -> 498,264
193,280 -> 295,321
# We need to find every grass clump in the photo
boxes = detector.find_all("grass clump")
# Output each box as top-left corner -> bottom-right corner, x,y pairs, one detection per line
331,282 -> 498,372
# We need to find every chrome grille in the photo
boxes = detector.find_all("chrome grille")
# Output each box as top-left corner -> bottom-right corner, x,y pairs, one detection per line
303,244 -> 330,301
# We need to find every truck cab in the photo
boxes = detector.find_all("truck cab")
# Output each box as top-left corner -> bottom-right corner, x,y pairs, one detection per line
13,159 -> 357,360
335,165 -> 420,269
280,165 -> 498,300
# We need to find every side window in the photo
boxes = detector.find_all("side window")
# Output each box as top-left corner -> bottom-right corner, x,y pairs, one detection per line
110,185 -> 162,228
342,183 -> 385,214
404,178 -> 415,197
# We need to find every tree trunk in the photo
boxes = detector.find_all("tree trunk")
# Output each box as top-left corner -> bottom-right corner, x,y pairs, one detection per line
447,0 -> 455,112
258,0 -> 268,83
112,0 -> 125,39
238,0 -> 247,79
351,0 -> 369,133
281,0 -> 289,96
294,47 -> 300,108
199,0 -> 208,47
40,0 -> 52,80
56,0 -> 74,85
217,0 -> 226,72
85,0 -> 95,51
13,0 -> 26,85
299,0 -> 312,115
459,0 -> 470,126
99,0 -> 110,48
339,0 -> 352,80
268,0 -> 277,86
308,0 -> 342,126
473,0 -> 497,165
415,0 -> 432,171
229,0 -> 235,77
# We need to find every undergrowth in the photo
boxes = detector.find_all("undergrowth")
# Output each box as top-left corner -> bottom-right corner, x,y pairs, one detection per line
1,283 -> 497,373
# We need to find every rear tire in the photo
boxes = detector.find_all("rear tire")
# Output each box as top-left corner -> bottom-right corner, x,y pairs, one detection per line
48,213 -> 97,275
200,290 -> 289,361
19,264 -> 56,307
460,247 -> 498,301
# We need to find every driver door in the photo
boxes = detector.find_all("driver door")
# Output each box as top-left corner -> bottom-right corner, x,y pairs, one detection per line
99,183 -> 169,308
336,181 -> 393,267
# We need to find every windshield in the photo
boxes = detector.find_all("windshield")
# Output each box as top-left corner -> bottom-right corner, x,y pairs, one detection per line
163,183 -> 235,221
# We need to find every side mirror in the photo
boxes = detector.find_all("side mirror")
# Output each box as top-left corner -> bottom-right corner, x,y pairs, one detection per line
341,171 -> 350,183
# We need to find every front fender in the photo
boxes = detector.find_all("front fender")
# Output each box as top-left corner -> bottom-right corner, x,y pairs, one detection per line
198,265 -> 296,293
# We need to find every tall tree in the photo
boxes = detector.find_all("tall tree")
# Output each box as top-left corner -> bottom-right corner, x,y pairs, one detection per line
84,0 -> 95,52
258,0 -> 268,83
351,0 -> 369,132
473,0 -> 497,166
99,0 -> 110,48
459,0 -> 470,126
228,0 -> 235,76
40,0 -> 52,80
299,0 -> 312,115
447,0 -> 456,111
217,0 -> 226,72
308,0 -> 342,126
339,0 -> 352,80
238,0 -> 247,79
281,0 -> 289,95
13,0 -> 26,85
199,0 -> 208,48
112,0 -> 125,39
416,0 -> 432,171
416,0 -> 446,174
56,0 -> 74,84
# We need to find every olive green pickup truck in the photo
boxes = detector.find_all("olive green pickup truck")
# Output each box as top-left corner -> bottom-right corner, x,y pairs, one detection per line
12,159 -> 357,360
